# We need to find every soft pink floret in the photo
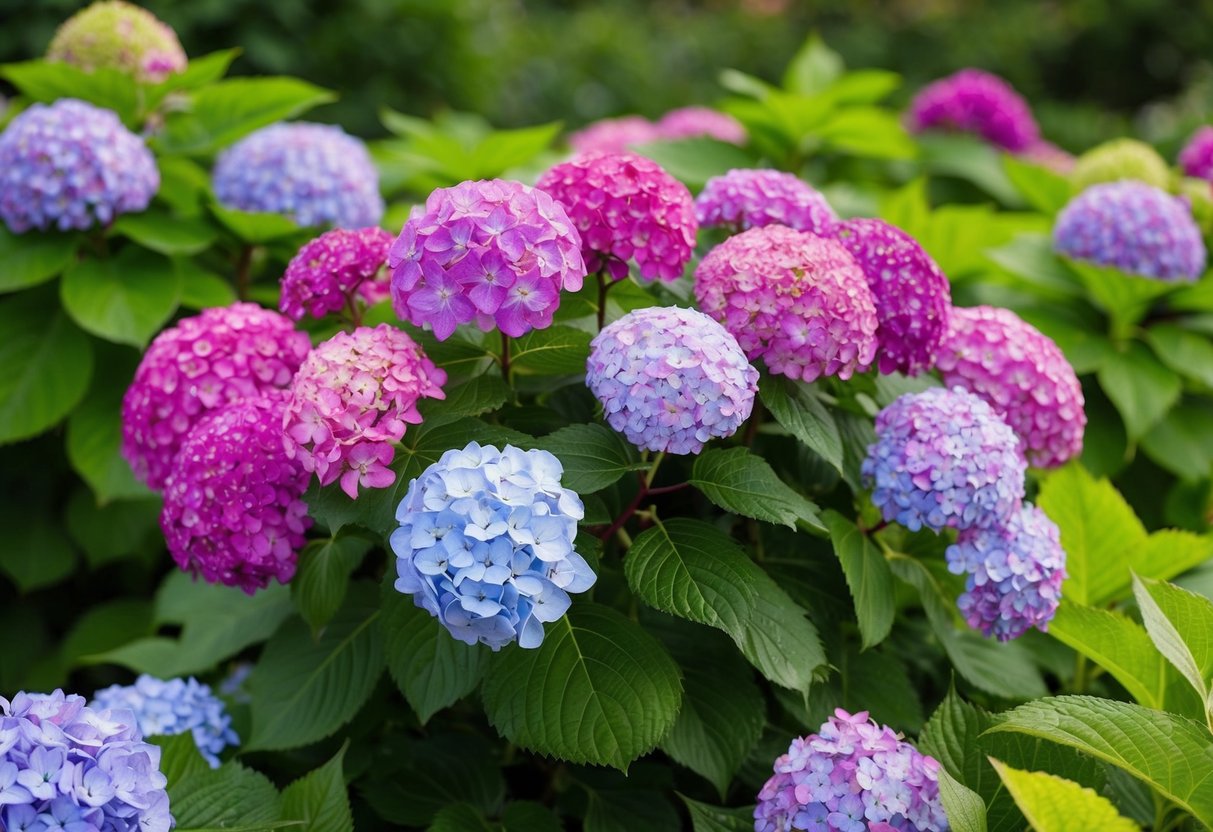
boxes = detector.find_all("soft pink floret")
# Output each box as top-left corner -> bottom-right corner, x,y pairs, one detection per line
280,226 -> 393,321
655,107 -> 747,144
567,116 -> 662,156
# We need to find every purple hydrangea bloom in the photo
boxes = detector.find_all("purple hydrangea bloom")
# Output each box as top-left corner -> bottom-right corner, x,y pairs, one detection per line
907,68 -> 1040,153
1179,126 -> 1213,182
92,675 -> 238,768
0,98 -> 158,233
280,226 -> 394,321
1053,181 -> 1207,281
946,503 -> 1066,641
391,442 -> 596,650
568,116 -> 661,156
755,709 -> 948,832
213,122 -> 384,228
587,306 -> 759,454
695,169 -> 837,235
655,107 -> 747,144
862,387 -> 1026,533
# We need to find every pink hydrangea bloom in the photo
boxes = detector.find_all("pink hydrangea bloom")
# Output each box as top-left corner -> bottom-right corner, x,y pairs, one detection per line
907,68 -> 1040,152
655,107 -> 747,144
280,226 -> 393,321
694,225 -> 878,381
1179,126 -> 1213,182
567,115 -> 661,156
121,303 -> 311,491
284,324 -> 447,499
537,152 -> 697,282
1022,140 -> 1075,174
696,169 -> 837,235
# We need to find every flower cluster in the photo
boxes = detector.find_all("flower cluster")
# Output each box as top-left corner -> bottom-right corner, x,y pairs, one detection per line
654,106 -> 747,144
936,306 -> 1085,468
0,98 -> 158,233
389,179 -> 585,339
0,690 -> 171,832
1022,140 -> 1075,174
1071,138 -> 1171,192
92,675 -> 238,768
392,442 -> 596,650
695,169 -> 838,235
947,503 -> 1066,641
694,225 -> 878,381
46,0 -> 186,82
280,226 -> 394,321
907,68 -> 1039,152
831,218 -> 951,376
213,122 -> 384,229
121,302 -> 311,491
1053,181 -> 1207,281
537,152 -> 697,281
1179,126 -> 1213,182
567,109 -> 745,155
862,387 -> 1026,533
284,324 -> 447,498
161,396 -> 311,594
755,709 -> 947,832
587,307 -> 759,454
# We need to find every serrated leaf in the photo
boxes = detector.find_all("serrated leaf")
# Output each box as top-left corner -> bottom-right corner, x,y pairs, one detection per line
170,761 -> 282,829
0,227 -> 80,292
680,796 -> 754,832
61,248 -> 183,347
584,788 -> 681,832
822,510 -> 894,649
111,213 -> 219,256
1132,575 -> 1213,710
292,535 -> 371,633
507,325 -> 591,375
150,733 -> 210,789
280,746 -> 353,832
736,573 -> 827,692
537,423 -> 645,493
359,734 -> 504,827
690,447 -> 825,533
936,767 -> 988,832
990,760 -> 1141,832
759,375 -> 843,472
419,373 -> 510,424
427,804 -> 494,832
1096,342 -> 1181,441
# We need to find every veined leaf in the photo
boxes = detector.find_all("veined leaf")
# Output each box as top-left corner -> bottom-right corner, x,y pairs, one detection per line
990,760 -> 1140,832
690,447 -> 825,533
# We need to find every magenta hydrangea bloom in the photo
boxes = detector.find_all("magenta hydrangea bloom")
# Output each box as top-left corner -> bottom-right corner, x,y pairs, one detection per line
1179,126 -> 1213,182
567,115 -> 661,156
655,107 -> 747,144
832,218 -> 952,376
389,179 -> 585,340
122,303 -> 311,491
587,306 -> 759,454
755,709 -> 948,832
946,503 -> 1066,641
1053,181 -> 1207,281
284,324 -> 447,499
161,396 -> 311,594
537,152 -> 697,282
280,226 -> 394,321
693,225 -> 878,381
696,169 -> 837,235
936,306 -> 1085,468
907,68 -> 1040,153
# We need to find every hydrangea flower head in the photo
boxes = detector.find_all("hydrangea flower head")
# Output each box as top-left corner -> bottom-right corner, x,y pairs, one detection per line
655,107 -> 747,144
0,689 -> 172,832
862,387 -> 1026,533
392,442 -> 595,650
0,98 -> 158,233
280,226 -> 394,321
1071,138 -> 1171,192
936,306 -> 1085,468
536,152 -> 697,282
693,224 -> 878,381
907,68 -> 1040,152
568,115 -> 661,155
161,396 -> 311,594
946,503 -> 1066,641
213,122 -> 384,228
1177,177 -> 1213,236
587,306 -> 759,454
695,169 -> 837,235
755,709 -> 948,832
46,0 -> 186,82
1179,126 -> 1213,182
832,218 -> 952,376
1053,181 -> 1206,280
389,179 -> 585,340
93,675 -> 238,768
284,324 -> 447,499
1022,140 -> 1075,174
122,302 -> 311,491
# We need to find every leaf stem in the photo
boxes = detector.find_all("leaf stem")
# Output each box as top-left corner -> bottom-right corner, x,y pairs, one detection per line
499,331 -> 512,382
743,396 -> 765,446
234,244 -> 254,301
598,454 -> 684,543
596,270 -> 611,330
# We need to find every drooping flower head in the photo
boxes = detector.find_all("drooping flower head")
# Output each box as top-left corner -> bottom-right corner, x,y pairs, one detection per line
161,396 -> 311,594
755,709 -> 948,832
655,107 -> 747,144
392,442 -> 595,650
389,179 -> 585,340
1071,138 -> 1171,192
568,115 -> 661,156
213,122 -> 384,229
0,98 -> 158,233
537,152 -> 697,282
46,0 -> 186,82
280,226 -> 394,321
862,387 -> 1026,533
1179,126 -> 1213,183
693,224 -> 878,381
907,68 -> 1040,152
587,306 -> 759,454
695,169 -> 837,235
0,690 -> 172,832
946,503 -> 1066,641
832,218 -> 952,376
936,306 -> 1085,468
284,324 -> 447,499
92,675 -> 238,768
122,302 -> 311,491
1053,181 -> 1207,281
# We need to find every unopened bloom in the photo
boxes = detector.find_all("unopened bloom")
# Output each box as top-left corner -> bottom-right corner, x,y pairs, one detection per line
1071,138 -> 1171,192
696,169 -> 837,235
907,68 -> 1039,152
280,226 -> 394,321
392,442 -> 595,650
568,115 -> 661,156
46,0 -> 186,82
1179,126 -> 1213,182
655,107 -> 747,144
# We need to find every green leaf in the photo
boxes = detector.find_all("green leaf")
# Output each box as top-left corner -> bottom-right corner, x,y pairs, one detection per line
501,801 -> 562,832
507,325 -> 591,375
680,796 -> 754,832
1144,323 -> 1213,389
936,767 -> 988,832
1140,401 -> 1213,481
816,106 -> 916,160
420,372 -> 510,423
990,760 -> 1140,832
1002,155 -> 1072,215
61,247 -> 182,347
150,732 -> 210,789
690,447 -> 825,533
468,122 -> 562,177
918,133 -> 1019,204
537,423 -> 645,494
292,535 -> 371,633
0,514 -> 76,592
176,258 -> 237,310
0,227 -> 80,292
735,573 -> 828,691
920,686 -> 1001,799
280,746 -> 353,832
759,374 -> 843,472
427,804 -> 494,832
1068,258 -> 1176,328
65,492 -> 160,569
822,510 -> 895,649
1132,575 -> 1213,710
59,598 -> 154,668
170,761 -> 283,830
0,60 -> 138,125
111,213 -> 219,256
631,138 -> 758,191
210,203 -> 304,242
66,363 -> 152,504
984,234 -> 1082,297
584,788 -> 681,832
782,32 -> 844,93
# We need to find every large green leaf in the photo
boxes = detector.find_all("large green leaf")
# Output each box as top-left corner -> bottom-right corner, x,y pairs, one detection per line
280,747 -> 354,832
64,492 -> 160,570
1140,402 -> 1213,481
209,203 -> 304,242
0,60 -> 138,125
537,423 -> 645,494
151,732 -> 210,790
170,761 -> 283,830
1068,259 -> 1176,329
734,573 -> 828,692
991,760 -> 1140,832
690,447 -> 825,533
507,325 -> 591,375
66,359 -> 151,504
0,513 -> 77,592
419,373 -> 510,424
1132,576 -> 1213,713
359,734 -> 504,827
292,535 -> 371,633
1144,323 -> 1213,389
631,138 -> 758,191
984,234 -> 1083,297
111,213 -> 219,256
680,796 -> 754,832
1097,342 -> 1181,441
918,133 -> 1018,204
936,767 -> 988,832
759,375 -> 843,472
584,786 -> 681,832
1002,156 -> 1072,215
0,227 -> 80,292
822,510 -> 895,649
61,247 -> 182,347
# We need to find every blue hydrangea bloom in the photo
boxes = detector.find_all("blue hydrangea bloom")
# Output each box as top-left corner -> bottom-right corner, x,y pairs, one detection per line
212,122 -> 384,229
862,387 -> 1026,533
391,442 -> 596,650
93,675 -> 239,768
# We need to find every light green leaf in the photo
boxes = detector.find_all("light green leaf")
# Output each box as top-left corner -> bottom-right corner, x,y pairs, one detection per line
0,60 -> 138,125
690,447 -> 825,533
537,423 -> 645,494
680,796 -> 754,832
758,374 -> 843,472
782,32 -> 844,93
61,247 -> 182,347
984,234 -> 1082,297
1068,258 -> 1176,328
1132,575 -> 1213,711
468,122 -> 562,177
111,213 -> 219,256
292,535 -> 371,633
280,746 -> 353,832
1002,155 -> 1072,215
822,510 -> 895,649
918,133 -> 1019,204
170,761 -> 283,830
176,258 -> 237,310
507,325 -> 591,375
210,203 -> 304,242
66,365 -> 153,504
815,106 -> 916,160
1144,323 -> 1213,388
936,767 -> 988,832
150,733 -> 210,789
1130,529 -> 1213,589
990,760 -> 1140,832
0,227 -> 80,292
632,138 -> 758,191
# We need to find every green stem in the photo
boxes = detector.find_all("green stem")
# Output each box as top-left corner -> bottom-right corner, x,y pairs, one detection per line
1071,653 -> 1090,694
234,244 -> 254,301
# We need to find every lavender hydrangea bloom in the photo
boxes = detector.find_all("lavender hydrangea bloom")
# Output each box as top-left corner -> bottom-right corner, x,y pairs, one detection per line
213,122 -> 384,228
695,169 -> 837,235
93,676 -> 238,768
1179,126 -> 1213,182
391,442 -> 595,650
0,98 -> 158,233
862,387 -> 1026,533
907,68 -> 1040,152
